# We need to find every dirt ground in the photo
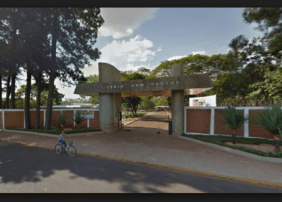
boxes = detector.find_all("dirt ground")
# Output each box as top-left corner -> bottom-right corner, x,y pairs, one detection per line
224,142 -> 282,153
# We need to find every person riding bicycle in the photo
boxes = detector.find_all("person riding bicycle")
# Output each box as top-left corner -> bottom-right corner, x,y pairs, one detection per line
58,124 -> 71,153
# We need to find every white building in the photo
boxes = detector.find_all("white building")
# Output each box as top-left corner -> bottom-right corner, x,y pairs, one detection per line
40,104 -> 99,109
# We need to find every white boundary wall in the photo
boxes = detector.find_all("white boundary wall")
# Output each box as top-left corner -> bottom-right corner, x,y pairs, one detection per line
184,106 -> 282,140
0,108 -> 99,130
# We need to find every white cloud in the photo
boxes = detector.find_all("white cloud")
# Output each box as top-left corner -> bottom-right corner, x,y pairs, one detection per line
81,64 -> 99,77
165,52 -> 207,62
254,39 -> 262,46
11,35 -> 159,100
82,35 -> 159,76
167,55 -> 187,61
99,8 -> 159,39
191,50 -> 206,55
54,79 -> 81,100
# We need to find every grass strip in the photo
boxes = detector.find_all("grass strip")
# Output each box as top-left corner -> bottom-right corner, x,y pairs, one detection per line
122,112 -> 146,119
182,133 -> 282,158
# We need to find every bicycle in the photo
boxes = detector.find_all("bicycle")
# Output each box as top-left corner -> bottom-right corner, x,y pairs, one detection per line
55,138 -> 77,157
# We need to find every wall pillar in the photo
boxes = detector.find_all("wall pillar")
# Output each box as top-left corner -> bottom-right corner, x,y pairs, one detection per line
98,63 -> 122,133
171,63 -> 184,136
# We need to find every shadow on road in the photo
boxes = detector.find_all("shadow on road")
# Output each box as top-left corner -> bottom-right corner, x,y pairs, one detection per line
0,143 -> 281,193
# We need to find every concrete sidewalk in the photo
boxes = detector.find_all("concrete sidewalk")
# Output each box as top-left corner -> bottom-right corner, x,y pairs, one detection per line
0,111 -> 281,186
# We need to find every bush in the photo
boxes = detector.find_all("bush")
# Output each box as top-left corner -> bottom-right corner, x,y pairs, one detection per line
55,111 -> 73,127
249,104 -> 282,137
216,105 -> 249,131
73,111 -> 87,129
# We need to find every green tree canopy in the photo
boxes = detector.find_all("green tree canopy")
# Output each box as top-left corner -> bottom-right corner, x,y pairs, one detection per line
79,74 -> 99,104
155,98 -> 169,106
139,96 -> 155,110
121,71 -> 146,116
15,83 -> 64,106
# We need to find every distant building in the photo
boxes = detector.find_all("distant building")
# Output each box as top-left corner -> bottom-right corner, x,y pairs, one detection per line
64,98 -> 89,102
40,103 -> 99,109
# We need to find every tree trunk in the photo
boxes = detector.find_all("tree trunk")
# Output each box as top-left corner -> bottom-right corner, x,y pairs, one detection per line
25,68 -> 32,129
247,99 -> 253,107
45,13 -> 58,130
273,135 -> 281,153
10,73 -> 16,109
241,97 -> 246,106
231,130 -> 237,144
236,96 -> 241,106
5,75 -> 11,109
35,73 -> 42,129
0,75 -> 2,109
45,71 -> 56,130
255,99 -> 259,106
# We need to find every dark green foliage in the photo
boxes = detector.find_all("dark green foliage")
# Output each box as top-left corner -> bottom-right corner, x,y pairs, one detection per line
80,74 -> 99,104
217,105 -> 249,131
155,98 -> 169,107
55,111 -> 73,126
73,111 -> 87,129
122,112 -> 146,119
249,104 -> 282,136
121,71 -> 146,116
121,72 -> 146,81
15,82 -> 64,107
122,97 -> 141,117
140,96 -> 155,110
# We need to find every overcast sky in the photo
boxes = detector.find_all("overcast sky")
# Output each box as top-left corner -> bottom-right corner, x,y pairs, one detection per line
12,8 -> 262,101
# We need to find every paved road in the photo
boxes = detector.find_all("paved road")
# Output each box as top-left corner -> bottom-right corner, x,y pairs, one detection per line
0,143 -> 282,193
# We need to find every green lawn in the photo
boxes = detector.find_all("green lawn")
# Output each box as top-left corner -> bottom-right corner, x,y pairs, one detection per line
181,133 -> 282,158
6,127 -> 101,135
122,112 -> 146,119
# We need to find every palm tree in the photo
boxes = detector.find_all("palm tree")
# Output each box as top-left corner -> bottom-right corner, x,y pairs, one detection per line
218,105 -> 249,144
55,111 -> 72,129
73,111 -> 87,129
249,104 -> 282,153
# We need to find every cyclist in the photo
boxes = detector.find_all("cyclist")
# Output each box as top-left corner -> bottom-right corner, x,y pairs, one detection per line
58,124 -> 70,153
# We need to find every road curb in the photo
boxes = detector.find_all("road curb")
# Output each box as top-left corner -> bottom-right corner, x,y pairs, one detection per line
8,140 -> 282,188
2,129 -> 104,137
68,131 -> 105,137
178,135 -> 282,163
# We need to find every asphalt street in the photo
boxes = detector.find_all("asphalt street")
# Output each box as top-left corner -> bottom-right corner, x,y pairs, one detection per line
0,142 -> 282,193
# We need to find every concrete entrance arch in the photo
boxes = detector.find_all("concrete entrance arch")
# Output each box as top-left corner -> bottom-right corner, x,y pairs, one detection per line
74,63 -> 212,136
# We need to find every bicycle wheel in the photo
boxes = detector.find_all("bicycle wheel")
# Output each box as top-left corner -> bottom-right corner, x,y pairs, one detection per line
55,144 -> 63,155
68,145 -> 77,157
